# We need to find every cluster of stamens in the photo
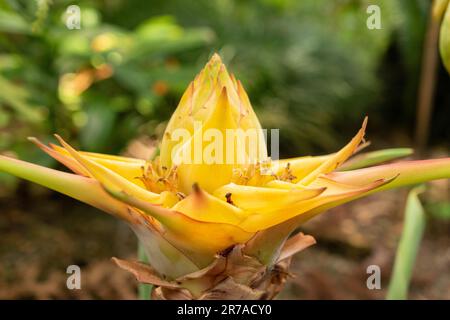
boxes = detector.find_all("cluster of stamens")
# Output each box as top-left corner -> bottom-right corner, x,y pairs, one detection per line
231,162 -> 296,186
137,159 -> 179,194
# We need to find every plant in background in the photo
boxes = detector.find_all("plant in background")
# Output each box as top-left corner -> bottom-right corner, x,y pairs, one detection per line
1,54 -> 450,300
437,0 -> 450,73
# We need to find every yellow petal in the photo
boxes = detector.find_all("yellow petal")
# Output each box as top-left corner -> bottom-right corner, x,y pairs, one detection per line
213,183 -> 325,213
239,175 -> 392,232
272,155 -> 331,182
48,141 -> 147,188
28,137 -> 90,176
174,88 -> 236,193
80,157 -> 146,188
298,117 -> 367,185
172,186 -> 246,225
265,179 -> 311,189
271,136 -> 371,183
54,135 -> 162,205
51,142 -> 145,163
308,175 -> 385,193
31,137 -> 148,188
76,150 -> 145,163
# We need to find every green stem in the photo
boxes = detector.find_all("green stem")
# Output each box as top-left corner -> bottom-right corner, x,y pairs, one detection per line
137,242 -> 153,300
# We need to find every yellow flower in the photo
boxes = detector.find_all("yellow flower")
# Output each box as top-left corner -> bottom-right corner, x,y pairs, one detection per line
1,54 -> 450,297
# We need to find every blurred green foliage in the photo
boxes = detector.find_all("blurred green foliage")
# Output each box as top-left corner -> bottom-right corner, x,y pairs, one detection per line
427,201 -> 450,220
387,186 -> 426,300
0,0 -> 439,189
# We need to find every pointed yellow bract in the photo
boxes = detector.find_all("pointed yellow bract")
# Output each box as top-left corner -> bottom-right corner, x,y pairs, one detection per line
54,134 -> 163,205
213,183 -> 325,213
298,117 -> 367,185
160,54 -> 267,194
30,137 -> 147,188
172,186 -> 246,225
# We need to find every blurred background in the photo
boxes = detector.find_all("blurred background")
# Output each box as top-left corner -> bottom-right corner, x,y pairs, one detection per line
0,0 -> 449,299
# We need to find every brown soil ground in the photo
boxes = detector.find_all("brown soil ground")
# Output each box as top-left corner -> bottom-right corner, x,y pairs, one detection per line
0,181 -> 449,300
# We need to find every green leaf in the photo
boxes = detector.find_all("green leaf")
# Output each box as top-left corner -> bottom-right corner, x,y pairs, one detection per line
79,102 -> 116,152
339,148 -> 414,171
387,185 -> 426,300
0,9 -> 30,34
427,201 -> 450,220
0,75 -> 44,124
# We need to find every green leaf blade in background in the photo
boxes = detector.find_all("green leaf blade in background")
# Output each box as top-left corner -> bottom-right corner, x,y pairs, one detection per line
339,148 -> 414,171
387,186 -> 427,300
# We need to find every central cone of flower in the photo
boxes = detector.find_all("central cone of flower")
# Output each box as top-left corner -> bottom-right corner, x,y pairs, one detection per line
160,53 -> 268,194
1,53 -> 450,299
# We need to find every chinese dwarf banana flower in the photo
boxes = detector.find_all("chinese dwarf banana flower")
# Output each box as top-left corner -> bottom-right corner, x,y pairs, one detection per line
1,54 -> 450,299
